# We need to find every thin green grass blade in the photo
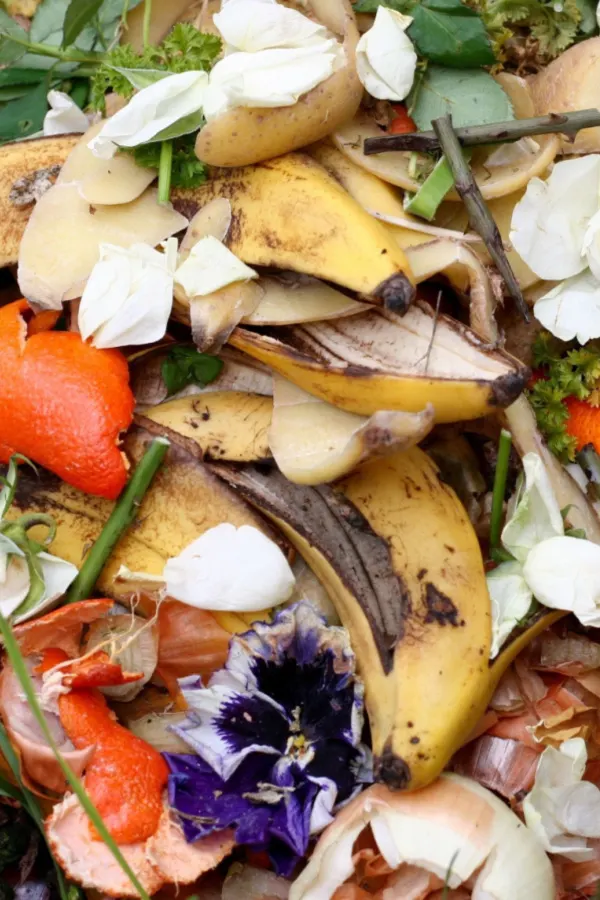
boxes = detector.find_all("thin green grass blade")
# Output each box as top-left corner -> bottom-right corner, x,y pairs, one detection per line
0,613 -> 151,900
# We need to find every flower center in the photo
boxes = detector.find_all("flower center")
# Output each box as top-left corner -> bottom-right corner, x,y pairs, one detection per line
285,705 -> 314,764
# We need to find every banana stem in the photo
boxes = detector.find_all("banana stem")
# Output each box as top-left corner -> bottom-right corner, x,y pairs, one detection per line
431,114 -> 529,323
363,109 -> 600,155
66,437 -> 170,604
490,429 -> 513,550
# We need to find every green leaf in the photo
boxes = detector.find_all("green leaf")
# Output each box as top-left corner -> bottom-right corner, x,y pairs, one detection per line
62,0 -> 104,47
408,65 -> 514,131
0,9 -> 28,65
409,0 -> 495,66
353,0 -> 412,12
575,0 -> 597,33
109,64 -> 169,89
0,80 -> 49,144
162,346 -> 224,396
123,133 -> 208,188
152,107 -> 205,143
0,68 -> 43,88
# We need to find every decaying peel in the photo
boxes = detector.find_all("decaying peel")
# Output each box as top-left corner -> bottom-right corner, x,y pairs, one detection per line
17,183 -> 188,310
194,0 -> 363,167
269,375 -> 435,484
173,153 -> 416,314
243,274 -> 368,326
139,392 -> 273,463
57,121 -> 157,205
0,134 -> 78,267
47,794 -> 234,897
5,427 -> 280,601
333,107 -> 559,201
229,302 -> 529,423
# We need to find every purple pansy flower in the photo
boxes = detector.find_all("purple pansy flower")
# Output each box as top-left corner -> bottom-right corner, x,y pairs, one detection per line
164,602 -> 371,876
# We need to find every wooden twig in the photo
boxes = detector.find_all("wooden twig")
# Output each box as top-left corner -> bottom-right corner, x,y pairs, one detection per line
364,109 -> 600,155
431,114 -> 529,323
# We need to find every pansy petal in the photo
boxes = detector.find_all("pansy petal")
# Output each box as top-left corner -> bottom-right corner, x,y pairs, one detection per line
356,7 -> 417,101
534,270 -> 600,345
307,776 -> 337,834
510,155 -> 600,280
523,535 -> 600,625
501,452 -> 564,564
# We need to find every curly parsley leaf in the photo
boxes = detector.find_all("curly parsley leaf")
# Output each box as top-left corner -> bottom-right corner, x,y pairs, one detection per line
527,333 -> 600,462
162,346 -> 224,397
467,0 -> 585,61
122,133 -> 209,188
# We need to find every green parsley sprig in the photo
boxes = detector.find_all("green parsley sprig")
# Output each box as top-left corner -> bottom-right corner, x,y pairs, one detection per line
527,331 -> 600,462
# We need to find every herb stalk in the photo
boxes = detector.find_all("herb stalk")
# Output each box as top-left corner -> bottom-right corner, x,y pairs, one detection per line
157,139 -> 174,204
490,429 -> 513,549
66,437 -> 169,603
142,0 -> 153,49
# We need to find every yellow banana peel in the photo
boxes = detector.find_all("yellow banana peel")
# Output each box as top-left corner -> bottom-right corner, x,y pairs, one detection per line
229,302 -> 529,423
139,392 -> 273,463
173,153 -> 416,313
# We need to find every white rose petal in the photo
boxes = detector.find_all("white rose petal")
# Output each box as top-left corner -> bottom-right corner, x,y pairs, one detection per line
582,208 -> 600,280
534,269 -> 600,345
43,90 -> 90,136
486,561 -> 533,659
509,155 -> 600,280
0,534 -> 78,623
89,71 -> 209,159
174,235 -> 257,297
524,738 -> 600,861
523,535 -> 600,626
163,523 -> 296,612
214,0 -> 328,52
204,41 -> 343,119
355,7 -> 417,102
78,239 -> 177,349
501,452 -> 564,564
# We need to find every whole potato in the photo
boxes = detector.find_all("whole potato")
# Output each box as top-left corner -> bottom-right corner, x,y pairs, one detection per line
528,37 -> 600,155
194,0 -> 363,167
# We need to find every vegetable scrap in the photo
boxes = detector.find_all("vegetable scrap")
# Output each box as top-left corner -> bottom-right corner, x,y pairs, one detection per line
2,0 -> 600,898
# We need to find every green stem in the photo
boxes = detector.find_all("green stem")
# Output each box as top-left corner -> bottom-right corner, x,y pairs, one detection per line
66,437 -> 169,604
157,139 -> 173,204
142,0 -> 153,49
490,428 -> 512,550
0,32 -> 101,64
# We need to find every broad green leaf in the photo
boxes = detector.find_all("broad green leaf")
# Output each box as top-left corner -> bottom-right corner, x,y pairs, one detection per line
409,0 -> 495,67
0,9 -> 28,65
62,0 -> 104,47
575,0 -> 597,33
353,0 -> 412,11
0,86 -> 32,101
110,65 -> 170,89
151,107 -> 205,143
0,80 -> 49,144
0,68 -> 44,87
408,65 -> 514,131
68,77 -> 89,108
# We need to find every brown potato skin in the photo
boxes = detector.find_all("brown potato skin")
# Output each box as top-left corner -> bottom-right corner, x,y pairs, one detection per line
528,37 -> 600,155
195,0 -> 363,167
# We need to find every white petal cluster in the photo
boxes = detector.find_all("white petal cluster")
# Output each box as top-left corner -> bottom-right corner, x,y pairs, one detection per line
355,7 -> 417,101
174,235 -> 258,297
524,738 -> 600,860
509,155 -> 600,344
487,452 -> 600,656
43,90 -> 90,136
163,523 -> 295,611
78,239 -> 178,349
89,0 -> 344,155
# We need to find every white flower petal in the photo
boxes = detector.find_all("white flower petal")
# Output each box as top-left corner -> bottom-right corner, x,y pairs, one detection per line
509,155 -> 600,280
307,776 -> 338,834
163,523 -> 295,612
78,240 -> 176,349
0,535 -> 29,619
355,7 -> 417,102
524,738 -> 600,862
38,552 -> 79,603
43,90 -> 90,137
174,235 -> 257,297
486,561 -> 533,659
582,208 -> 600,280
214,0 -> 328,52
523,535 -> 600,625
89,71 -> 209,158
205,41 -> 343,117
534,269 -> 600,344
501,452 -> 564,564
